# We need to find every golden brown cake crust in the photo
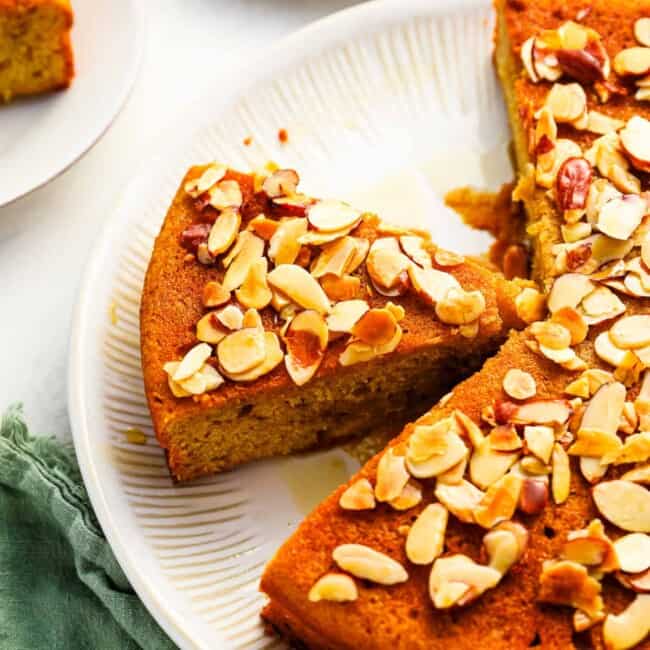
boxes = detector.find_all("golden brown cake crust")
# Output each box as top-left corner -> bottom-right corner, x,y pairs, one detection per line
141,168 -> 529,480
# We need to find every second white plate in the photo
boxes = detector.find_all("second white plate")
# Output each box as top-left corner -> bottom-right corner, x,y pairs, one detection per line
68,1 -> 512,648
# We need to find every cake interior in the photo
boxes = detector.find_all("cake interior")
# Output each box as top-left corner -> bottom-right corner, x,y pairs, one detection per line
0,1 -> 72,102
165,339 -> 500,481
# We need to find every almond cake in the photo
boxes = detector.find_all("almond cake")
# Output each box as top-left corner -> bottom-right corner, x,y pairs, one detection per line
141,166 -> 534,481
0,0 -> 74,103
259,2 -> 650,648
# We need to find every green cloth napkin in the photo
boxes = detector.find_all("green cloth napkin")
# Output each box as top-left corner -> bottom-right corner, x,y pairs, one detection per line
0,404 -> 177,650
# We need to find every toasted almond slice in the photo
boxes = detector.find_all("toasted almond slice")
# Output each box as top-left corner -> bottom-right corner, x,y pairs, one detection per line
338,324 -> 402,367
214,304 -> 243,331
408,265 -> 460,306
565,375 -> 590,398
473,474 -> 523,529
620,115 -> 650,172
202,281 -> 231,307
332,544 -> 408,585
530,321 -> 571,350
580,456 -> 608,484
539,559 -> 604,618
184,164 -> 227,197
311,236 -> 357,279
389,480 -> 423,511
610,315 -> 650,350
207,207 -> 241,256
262,169 -> 299,198
580,286 -> 626,325
511,399 -> 572,425
548,273 -> 595,313
222,232 -> 265,292
320,273 -> 361,301
614,47 -> 650,77
563,522 -> 617,571
224,331 -> 283,381
594,331 -> 630,367
306,199 -> 361,233
484,526 -> 526,574
436,288 -> 486,325
247,214 -> 279,241
268,217 -> 308,266
593,480 -> 650,532
614,534 -> 650,574
551,443 -> 571,504
596,194 -> 646,241
436,454 -> 468,485
406,429 -> 468,479
586,111 -> 626,135
524,425 -> 555,464
574,607 -> 607,633
569,429 -> 623,457
339,478 -> 376,511
429,555 -> 501,609
267,264 -> 331,314
488,424 -> 522,452
435,248 -> 465,267
521,37 -> 539,82
308,573 -> 357,603
603,594 -> 650,650
453,410 -> 485,449
407,419 -> 454,463
545,82 -> 587,122
434,479 -> 485,524
163,362 -> 192,398
352,308 -> 398,346
194,363 -> 224,392
604,432 -> 650,466
177,370 -> 207,395
469,439 -> 519,490
622,464 -> 650,484
366,238 -> 411,294
326,299 -> 369,334
519,456 -> 552,476
399,235 -> 432,269
576,382 -> 626,441
172,342 -> 212,382
406,503 -> 448,565
196,312 -> 227,344
375,448 -> 410,503
284,310 -> 328,386
515,287 -> 547,323
537,138 -> 582,189
208,179 -> 243,210
551,307 -> 588,344
217,328 -> 265,375
617,567 -> 650,592
635,18 -> 650,47
235,258 -> 272,310
562,221 -> 592,243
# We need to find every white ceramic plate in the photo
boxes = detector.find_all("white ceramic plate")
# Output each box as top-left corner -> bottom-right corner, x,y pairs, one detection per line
0,0 -> 143,207
68,1 -> 512,648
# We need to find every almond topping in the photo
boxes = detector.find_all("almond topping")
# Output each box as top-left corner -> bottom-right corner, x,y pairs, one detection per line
235,258 -> 272,310
267,264 -> 331,314
511,399 -> 572,426
484,524 -> 527,574
545,82 -> 587,123
488,424 -> 522,452
207,179 -> 242,211
408,265 -> 460,306
434,480 -> 485,524
551,307 -> 588,344
594,331 -> 630,367
622,464 -> 650,484
311,236 -> 357,279
224,331 -> 283,382
320,273 -> 361,301
352,308 -> 398,346
519,477 -> 549,514
563,519 -> 618,571
635,18 -> 650,47
614,47 -> 650,76
434,248 -> 465,267
593,480 -> 650,532
217,327 -> 266,375
547,273 -> 595,313
552,443 -> 571,504
339,478 -> 376,511
620,116 -> 650,172
586,111 -> 625,135
538,560 -> 604,618
171,342 -> 212,382
604,432 -> 650,466
429,555 -> 501,609
406,426 -> 468,479
262,169 -> 299,198
332,544 -> 408,585
308,573 -> 358,603
338,324 -> 402,366
473,474 -> 523,529
399,235 -> 432,269
580,286 -> 626,325
596,193 -> 646,241
268,218 -> 307,266
326,299 -> 369,334
389,480 -> 423,511
436,288 -> 486,326
222,232 -> 265,292
366,238 -> 411,295
184,164 -> 227,197
614,533 -> 650,574
375,448 -> 410,503
406,503 -> 448,565
515,287 -> 547,323
530,321 -> 571,350
283,310 -> 328,386
603,594 -> 650,650
610,315 -> 650,349
556,156 -> 592,211
525,425 -> 555,464
307,200 -> 361,233
196,312 -> 227,344
202,280 -> 230,308
469,440 -> 519,490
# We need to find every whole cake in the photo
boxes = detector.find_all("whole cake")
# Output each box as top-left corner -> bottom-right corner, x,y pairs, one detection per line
0,0 -> 74,103
259,1 -> 650,648
140,166 -> 535,481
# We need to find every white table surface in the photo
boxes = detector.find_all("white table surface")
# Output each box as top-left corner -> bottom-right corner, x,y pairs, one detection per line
0,0 -> 361,440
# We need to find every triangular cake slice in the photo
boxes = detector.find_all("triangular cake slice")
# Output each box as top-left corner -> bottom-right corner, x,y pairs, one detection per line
141,166 -> 532,481
260,2 -> 650,648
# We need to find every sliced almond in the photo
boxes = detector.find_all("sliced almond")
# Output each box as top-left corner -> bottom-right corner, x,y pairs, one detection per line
196,312 -> 228,344
399,235 -> 432,269
311,236 -> 357,279
596,194 -> 646,241
515,287 -> 547,323
622,464 -> 650,484
484,525 -> 527,574
267,264 -> 331,314
580,286 -> 626,325
469,439 -> 519,490
184,164 -> 227,197
586,111 -> 626,135
436,454 -> 469,485
308,573 -> 358,603
375,448 -> 410,503
171,342 -> 212,382
620,115 -> 650,172
429,555 -> 501,609
202,280 -> 230,308
366,238 -> 410,295
389,480 -> 423,511
519,456 -> 552,476
574,609 -> 606,633
530,321 -> 571,350
339,478 -> 376,511
580,456 -> 608,484
407,419 -> 454,463
524,425 -> 555,464
332,544 -> 408,585
547,273 -> 595,313
326,299 -> 368,334
284,310 -> 328,386
434,248 -> 465,267
614,533 -> 650,574
262,169 -> 299,198
436,287 -> 486,325
578,381 -> 626,441
235,258 -> 272,309
563,520 -> 618,571
208,179 -> 243,210
538,560 -> 604,618
224,331 -> 283,381
604,432 -> 650,466
614,47 -> 650,77
552,443 -> 571,504
618,568 -> 650,593
338,324 -> 402,366
352,307 -> 398,346
551,307 -> 588,344
408,265 -> 460,306
306,200 -> 361,233
610,315 -> 650,349
434,479 -> 485,524
602,594 -> 650,650
207,207 -> 240,256
222,232 -> 265,292
511,399 -> 572,426
406,503 -> 448,565
453,410 -> 485,449
268,217 -> 307,266
635,18 -> 650,47
406,428 -> 468,479
594,331 -> 631,367
545,82 -> 587,122
320,273 -> 361,301
488,424 -> 522,452
473,474 -> 522,529
217,328 -> 265,375
593,480 -> 650,532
